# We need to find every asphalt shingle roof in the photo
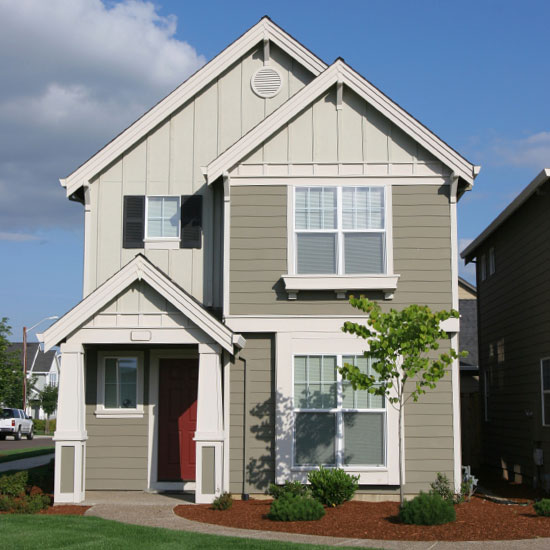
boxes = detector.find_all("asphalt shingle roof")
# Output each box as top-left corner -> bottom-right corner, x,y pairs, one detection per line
7,342 -> 56,373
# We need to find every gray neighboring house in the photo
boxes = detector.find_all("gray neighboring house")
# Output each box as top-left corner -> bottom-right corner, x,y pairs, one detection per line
458,277 -> 480,469
37,17 -> 479,504
8,342 -> 59,419
462,168 -> 550,489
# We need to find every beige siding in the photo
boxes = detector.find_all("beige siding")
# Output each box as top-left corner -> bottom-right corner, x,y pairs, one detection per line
476,184 -> 550,484
85,349 -> 149,491
229,335 -> 275,494
87,44 -> 315,305
230,184 -> 452,315
244,85 -> 440,166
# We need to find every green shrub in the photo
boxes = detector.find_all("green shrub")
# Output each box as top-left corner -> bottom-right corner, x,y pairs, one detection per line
307,467 -> 358,507
399,492 -> 456,525
534,499 -> 550,517
268,481 -> 309,500
211,492 -> 233,511
33,419 -> 56,434
430,472 -> 455,503
0,471 -> 28,497
267,493 -> 325,521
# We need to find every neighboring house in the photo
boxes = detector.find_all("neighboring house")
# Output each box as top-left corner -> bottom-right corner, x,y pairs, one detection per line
38,17 -> 479,504
8,342 -> 59,419
457,277 -> 480,469
462,168 -> 550,489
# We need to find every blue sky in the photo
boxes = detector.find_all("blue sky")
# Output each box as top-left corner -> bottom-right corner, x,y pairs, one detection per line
1,0 -> 549,340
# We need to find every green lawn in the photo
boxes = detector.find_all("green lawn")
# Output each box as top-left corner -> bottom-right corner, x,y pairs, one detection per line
0,447 -> 54,464
0,516 -> 378,550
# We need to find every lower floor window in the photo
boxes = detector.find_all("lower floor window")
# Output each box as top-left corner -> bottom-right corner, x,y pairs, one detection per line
542,358 -> 550,426
293,355 -> 385,467
104,357 -> 138,409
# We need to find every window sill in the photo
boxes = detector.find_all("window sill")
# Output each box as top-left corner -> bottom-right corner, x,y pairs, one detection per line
281,274 -> 400,300
144,239 -> 180,250
94,408 -> 144,419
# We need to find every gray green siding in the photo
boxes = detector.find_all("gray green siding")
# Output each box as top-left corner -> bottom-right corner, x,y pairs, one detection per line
85,348 -> 149,490
229,335 -> 275,494
476,183 -> 550,484
229,184 -> 452,315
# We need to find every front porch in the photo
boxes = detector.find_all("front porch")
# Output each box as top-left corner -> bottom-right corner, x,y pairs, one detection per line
38,255 -> 244,504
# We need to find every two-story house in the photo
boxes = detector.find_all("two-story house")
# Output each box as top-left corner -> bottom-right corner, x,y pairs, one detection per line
462,169 -> 550,490
39,17 -> 478,504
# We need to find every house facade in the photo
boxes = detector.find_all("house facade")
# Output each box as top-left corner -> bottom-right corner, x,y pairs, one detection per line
8,343 -> 59,420
462,169 -> 550,489
39,18 -> 478,504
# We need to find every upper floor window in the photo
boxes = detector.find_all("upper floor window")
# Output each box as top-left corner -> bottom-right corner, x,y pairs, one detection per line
294,186 -> 386,275
480,254 -> 487,281
488,247 -> 496,276
541,358 -> 550,426
49,372 -> 57,386
145,196 -> 180,239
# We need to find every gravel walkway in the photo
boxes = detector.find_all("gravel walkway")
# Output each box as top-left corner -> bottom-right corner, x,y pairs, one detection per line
83,492 -> 550,550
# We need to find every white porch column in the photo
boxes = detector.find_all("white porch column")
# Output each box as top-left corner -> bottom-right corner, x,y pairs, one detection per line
54,343 -> 87,504
195,342 -> 224,503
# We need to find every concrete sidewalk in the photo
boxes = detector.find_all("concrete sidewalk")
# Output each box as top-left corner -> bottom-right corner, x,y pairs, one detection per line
0,452 -> 54,473
83,491 -> 550,550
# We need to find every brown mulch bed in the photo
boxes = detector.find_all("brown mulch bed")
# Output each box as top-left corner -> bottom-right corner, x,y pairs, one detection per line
174,497 -> 550,541
41,505 -> 90,515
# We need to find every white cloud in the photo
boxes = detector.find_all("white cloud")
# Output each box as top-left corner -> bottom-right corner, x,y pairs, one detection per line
491,131 -> 550,169
0,0 -> 205,232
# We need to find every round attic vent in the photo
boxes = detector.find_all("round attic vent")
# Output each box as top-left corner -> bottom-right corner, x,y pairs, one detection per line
251,66 -> 283,98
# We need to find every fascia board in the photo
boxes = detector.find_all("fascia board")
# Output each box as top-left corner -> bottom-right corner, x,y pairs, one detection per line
207,60 -> 476,185
461,168 -> 550,261
63,19 -> 326,197
40,256 -> 236,353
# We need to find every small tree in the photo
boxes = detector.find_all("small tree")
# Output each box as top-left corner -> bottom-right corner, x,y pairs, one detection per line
339,297 -> 464,506
39,385 -> 58,434
0,318 -> 23,408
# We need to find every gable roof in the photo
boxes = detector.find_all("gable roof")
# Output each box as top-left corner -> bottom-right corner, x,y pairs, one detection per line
7,343 -> 57,373
61,17 -> 327,198
206,59 -> 479,186
458,276 -> 477,297
38,255 -> 244,353
461,168 -> 550,263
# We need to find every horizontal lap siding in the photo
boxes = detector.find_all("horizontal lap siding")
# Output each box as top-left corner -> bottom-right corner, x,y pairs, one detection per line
229,335 -> 275,494
85,349 -> 149,491
476,187 -> 550,482
230,184 -> 452,314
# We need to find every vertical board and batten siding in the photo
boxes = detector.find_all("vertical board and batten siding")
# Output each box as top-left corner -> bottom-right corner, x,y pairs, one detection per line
229,335 -> 275,494
86,44 -> 314,305
230,184 -> 452,315
84,349 -> 149,490
476,186 -> 550,483
241,87 -> 440,166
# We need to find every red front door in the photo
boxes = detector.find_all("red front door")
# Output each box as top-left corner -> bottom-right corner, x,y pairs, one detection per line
157,358 -> 198,481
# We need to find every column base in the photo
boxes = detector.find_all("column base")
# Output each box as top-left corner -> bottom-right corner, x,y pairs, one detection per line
54,440 -> 86,504
195,440 -> 223,504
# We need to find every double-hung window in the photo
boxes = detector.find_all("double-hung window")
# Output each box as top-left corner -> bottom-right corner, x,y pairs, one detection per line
295,186 -> 386,275
541,359 -> 550,426
145,196 -> 180,239
293,354 -> 386,467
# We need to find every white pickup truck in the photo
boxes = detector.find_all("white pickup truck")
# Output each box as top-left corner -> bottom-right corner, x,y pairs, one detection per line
0,408 -> 34,440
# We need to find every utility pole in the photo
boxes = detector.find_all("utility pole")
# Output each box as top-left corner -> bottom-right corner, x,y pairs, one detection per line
22,326 -> 27,411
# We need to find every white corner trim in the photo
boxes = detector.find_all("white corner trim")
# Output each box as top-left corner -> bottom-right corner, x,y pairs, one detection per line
451,333 -> 462,492
62,18 -> 326,197
282,274 -> 400,294
207,60 -> 476,184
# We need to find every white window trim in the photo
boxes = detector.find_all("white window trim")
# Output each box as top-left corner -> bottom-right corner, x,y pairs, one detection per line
541,358 -> 550,427
292,354 -> 387,471
95,351 -> 144,418
285,181 -> 398,299
144,195 -> 181,243
275,332 -> 400,486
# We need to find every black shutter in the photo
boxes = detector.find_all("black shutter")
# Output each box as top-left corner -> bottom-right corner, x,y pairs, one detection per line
180,195 -> 202,249
123,195 -> 145,248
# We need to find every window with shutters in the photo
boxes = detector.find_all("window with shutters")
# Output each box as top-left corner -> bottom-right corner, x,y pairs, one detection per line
541,359 -> 550,427
145,196 -> 180,240
294,187 -> 386,275
293,354 -> 386,467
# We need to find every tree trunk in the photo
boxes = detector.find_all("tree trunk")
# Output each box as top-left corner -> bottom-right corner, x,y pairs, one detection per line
45,415 -> 50,435
398,401 -> 404,506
